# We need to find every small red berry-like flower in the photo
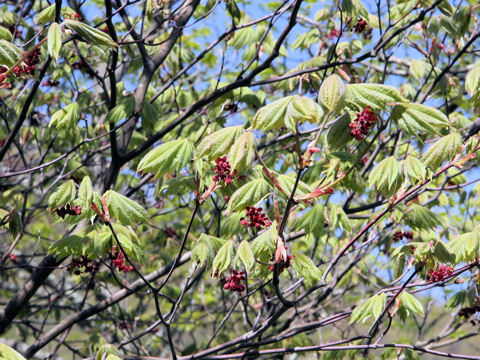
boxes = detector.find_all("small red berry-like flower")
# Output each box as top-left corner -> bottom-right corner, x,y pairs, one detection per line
9,254 -> 18,263
240,207 -> 272,229
349,106 -> 377,140
223,270 -> 246,292
213,156 -> 234,185
109,247 -> 134,272
55,204 -> 82,219
392,230 -> 404,241
403,231 -> 413,241
354,18 -> 368,33
67,255 -> 99,274
429,264 -> 454,282
328,29 -> 340,40
269,254 -> 294,274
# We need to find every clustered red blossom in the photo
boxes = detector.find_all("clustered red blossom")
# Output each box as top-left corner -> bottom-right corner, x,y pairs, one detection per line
67,255 -> 100,275
269,255 -> 294,274
53,204 -> 82,219
240,207 -> 272,229
428,264 -> 454,282
223,270 -> 246,292
328,29 -> 340,40
108,247 -> 134,272
9,254 -> 18,263
392,230 -> 414,241
350,18 -> 372,39
13,48 -> 41,77
349,106 -> 377,140
212,156 -> 245,185
164,227 -> 177,238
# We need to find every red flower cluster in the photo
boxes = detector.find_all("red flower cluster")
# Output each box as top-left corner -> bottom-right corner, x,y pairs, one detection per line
350,18 -> 372,39
213,156 -> 234,185
54,204 -> 82,219
458,305 -> 480,318
349,106 -> 377,140
240,207 -> 272,229
67,255 -> 100,275
9,254 -> 18,263
269,255 -> 294,274
109,247 -> 134,272
429,265 -> 454,282
328,29 -> 340,40
223,270 -> 246,292
41,78 -> 59,87
212,156 -> 246,185
12,48 -> 41,77
392,230 -> 414,241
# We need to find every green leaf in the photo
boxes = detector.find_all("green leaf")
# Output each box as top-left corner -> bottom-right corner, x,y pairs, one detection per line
225,0 -> 241,21
446,290 -> 466,309
105,97 -> 135,124
0,39 -> 21,67
47,22 -> 62,64
65,19 -> 117,48
78,176 -> 93,206
0,26 -> 12,41
404,204 -> 441,230
228,179 -> 271,212
104,190 -> 149,226
392,103 -> 449,136
403,156 -> 426,183
422,133 -> 462,170
284,96 -> 323,131
141,102 -> 157,133
192,234 -> 225,267
212,240 -> 234,277
228,131 -> 255,172
296,205 -> 325,234
319,74 -> 345,114
449,228 -> 480,263
197,126 -> 243,160
37,4 -> 56,25
252,96 -> 294,131
236,240 -> 255,271
291,253 -> 322,287
137,139 -> 194,180
49,102 -> 81,130
466,63 -> 480,98
350,293 -> 386,324
400,292 -> 424,317
368,156 -> 403,196
49,180 -> 76,209
326,113 -> 351,150
345,83 -> 405,111
0,343 -> 27,360
49,235 -> 89,258
433,241 -> 455,264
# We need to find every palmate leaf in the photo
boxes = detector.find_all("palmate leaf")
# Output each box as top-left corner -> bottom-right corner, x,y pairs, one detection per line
192,234 -> 225,267
212,240 -> 234,277
236,240 -> 255,271
404,204 -> 441,230
345,83 -> 405,111
296,204 -> 325,234
350,293 -> 386,324
49,102 -> 81,130
197,126 -> 243,160
392,103 -> 449,135
252,96 -> 294,131
228,178 -> 271,212
291,253 -> 322,287
78,176 -> 93,206
449,228 -> 480,263
137,139 -> 194,180
284,96 -> 323,131
400,292 -> 424,317
421,133 -> 462,170
48,180 -> 76,208
228,131 -> 255,172
104,190 -> 149,226
368,156 -> 403,196
37,4 -> 56,24
403,156 -> 426,183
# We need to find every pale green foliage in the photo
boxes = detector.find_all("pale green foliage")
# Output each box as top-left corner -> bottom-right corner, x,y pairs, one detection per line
0,39 -> 21,67
422,133 -> 462,170
400,292 -> 424,317
228,179 -> 271,212
228,131 -> 255,172
345,83 -> 405,111
48,102 -> 81,130
197,126 -> 243,160
350,293 -> 386,324
392,103 -> 450,135
104,190 -> 149,226
47,22 -> 62,64
319,74 -> 345,114
65,19 -> 117,48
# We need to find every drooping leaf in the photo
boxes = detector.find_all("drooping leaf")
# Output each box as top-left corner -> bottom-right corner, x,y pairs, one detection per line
236,240 -> 255,271
326,113 -> 351,150
0,39 -> 21,67
228,131 -> 255,172
466,62 -> 480,98
105,97 -> 135,124
65,19 -> 117,48
350,293 -> 386,324
197,126 -> 243,160
404,204 -> 441,230
228,179 -> 271,212
192,234 -> 225,267
368,156 -> 403,196
296,204 -> 325,234
291,253 -> 322,287
137,139 -> 194,180
104,190 -> 149,226
403,156 -> 426,183
449,228 -> 480,263
433,241 -> 456,264
392,103 -> 449,135
284,96 -> 323,131
37,4 -> 56,24
345,83 -> 405,111
319,74 -> 345,114
78,176 -> 93,206
422,133 -> 462,170
47,22 -> 62,64
212,240 -> 234,277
